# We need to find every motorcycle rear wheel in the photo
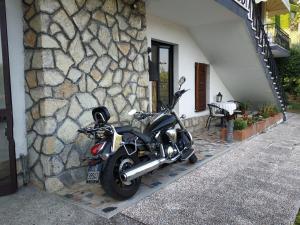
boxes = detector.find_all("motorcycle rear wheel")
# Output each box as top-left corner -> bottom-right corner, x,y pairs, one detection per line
100,147 -> 141,200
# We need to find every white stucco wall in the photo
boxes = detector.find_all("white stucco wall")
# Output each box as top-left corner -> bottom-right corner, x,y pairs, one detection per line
6,0 -> 27,158
146,14 -> 233,118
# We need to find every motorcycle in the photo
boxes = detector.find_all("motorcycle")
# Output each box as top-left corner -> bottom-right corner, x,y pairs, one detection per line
78,76 -> 197,200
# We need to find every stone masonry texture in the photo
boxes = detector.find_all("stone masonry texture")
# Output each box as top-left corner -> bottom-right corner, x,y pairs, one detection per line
23,0 -> 149,192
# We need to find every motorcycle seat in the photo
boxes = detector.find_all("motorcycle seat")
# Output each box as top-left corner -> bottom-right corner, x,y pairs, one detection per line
115,126 -> 133,133
115,126 -> 151,144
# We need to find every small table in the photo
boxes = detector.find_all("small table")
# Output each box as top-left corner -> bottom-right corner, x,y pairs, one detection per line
212,102 -> 237,143
212,102 -> 237,116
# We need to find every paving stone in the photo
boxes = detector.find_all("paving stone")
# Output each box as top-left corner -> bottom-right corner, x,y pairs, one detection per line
57,118 -> 79,144
53,9 -> 76,39
59,0 -> 78,16
73,9 -> 91,31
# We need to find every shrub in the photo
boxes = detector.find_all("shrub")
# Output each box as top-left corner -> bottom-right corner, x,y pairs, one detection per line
234,119 -> 248,130
239,101 -> 251,112
259,104 -> 279,118
276,45 -> 300,79
246,117 -> 254,126
283,76 -> 300,96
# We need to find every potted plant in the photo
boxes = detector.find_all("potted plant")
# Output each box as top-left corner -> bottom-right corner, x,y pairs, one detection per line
233,118 -> 252,141
255,115 -> 266,133
239,101 -> 250,115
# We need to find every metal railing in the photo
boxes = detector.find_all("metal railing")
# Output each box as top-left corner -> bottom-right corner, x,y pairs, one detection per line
264,23 -> 290,50
233,0 -> 287,111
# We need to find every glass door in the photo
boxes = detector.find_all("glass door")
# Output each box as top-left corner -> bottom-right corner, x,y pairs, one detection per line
151,41 -> 174,112
0,0 -> 17,196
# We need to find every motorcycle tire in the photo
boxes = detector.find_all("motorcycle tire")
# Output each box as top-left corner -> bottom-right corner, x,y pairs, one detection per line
189,153 -> 198,164
100,147 -> 141,200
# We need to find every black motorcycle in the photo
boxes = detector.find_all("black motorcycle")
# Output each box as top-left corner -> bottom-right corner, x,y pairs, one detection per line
78,77 -> 197,200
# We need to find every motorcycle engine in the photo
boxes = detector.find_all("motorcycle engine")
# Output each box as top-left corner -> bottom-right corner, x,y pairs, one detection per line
165,129 -> 177,143
166,145 -> 177,159
164,129 -> 178,158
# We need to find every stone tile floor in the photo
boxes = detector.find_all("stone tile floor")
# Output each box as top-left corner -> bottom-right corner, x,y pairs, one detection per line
55,125 -> 235,218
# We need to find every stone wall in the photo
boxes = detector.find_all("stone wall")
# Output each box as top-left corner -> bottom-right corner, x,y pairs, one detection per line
183,115 -> 209,134
23,0 -> 149,192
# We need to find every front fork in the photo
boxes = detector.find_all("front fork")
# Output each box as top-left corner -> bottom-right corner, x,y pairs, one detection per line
171,110 -> 193,144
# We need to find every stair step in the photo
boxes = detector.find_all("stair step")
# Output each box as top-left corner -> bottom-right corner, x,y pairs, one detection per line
267,65 -> 270,68
264,59 -> 268,62
261,52 -> 266,55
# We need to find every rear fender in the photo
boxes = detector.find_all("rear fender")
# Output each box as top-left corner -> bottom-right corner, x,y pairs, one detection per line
98,126 -> 124,161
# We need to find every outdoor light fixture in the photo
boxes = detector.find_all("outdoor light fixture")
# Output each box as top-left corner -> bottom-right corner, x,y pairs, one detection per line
216,92 -> 223,102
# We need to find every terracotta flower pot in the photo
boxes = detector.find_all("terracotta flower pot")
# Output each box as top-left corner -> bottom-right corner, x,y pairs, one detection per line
233,125 -> 255,141
274,113 -> 282,123
265,117 -> 272,127
270,116 -> 277,125
233,130 -> 243,141
220,127 -> 227,141
256,120 -> 266,133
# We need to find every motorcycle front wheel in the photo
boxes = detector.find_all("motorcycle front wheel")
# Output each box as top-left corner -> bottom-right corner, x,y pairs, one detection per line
100,147 -> 141,200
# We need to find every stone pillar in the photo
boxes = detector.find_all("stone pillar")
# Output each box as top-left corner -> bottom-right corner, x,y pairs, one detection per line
23,0 -> 149,192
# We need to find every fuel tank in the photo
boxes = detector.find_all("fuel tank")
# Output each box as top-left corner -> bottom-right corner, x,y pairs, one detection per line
144,114 -> 177,134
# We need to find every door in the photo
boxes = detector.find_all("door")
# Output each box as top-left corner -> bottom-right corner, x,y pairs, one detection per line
0,0 -> 17,196
151,41 -> 174,112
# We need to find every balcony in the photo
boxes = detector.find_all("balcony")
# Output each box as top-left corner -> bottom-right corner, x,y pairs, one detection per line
266,0 -> 290,16
265,23 -> 290,57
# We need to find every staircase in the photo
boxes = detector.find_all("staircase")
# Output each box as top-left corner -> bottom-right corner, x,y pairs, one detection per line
233,0 -> 287,118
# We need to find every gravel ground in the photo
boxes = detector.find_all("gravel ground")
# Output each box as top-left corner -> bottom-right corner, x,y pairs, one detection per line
0,186 -> 143,225
122,113 -> 300,225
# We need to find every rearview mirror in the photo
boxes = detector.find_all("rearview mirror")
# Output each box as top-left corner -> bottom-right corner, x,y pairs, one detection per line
178,76 -> 186,89
128,109 -> 137,116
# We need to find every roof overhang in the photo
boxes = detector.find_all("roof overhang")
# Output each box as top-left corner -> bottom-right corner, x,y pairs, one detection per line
266,0 -> 290,16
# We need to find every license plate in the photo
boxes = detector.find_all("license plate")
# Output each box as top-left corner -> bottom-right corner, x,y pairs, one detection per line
87,164 -> 101,183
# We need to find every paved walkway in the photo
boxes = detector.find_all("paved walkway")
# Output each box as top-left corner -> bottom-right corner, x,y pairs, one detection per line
123,113 -> 300,225
0,113 -> 299,225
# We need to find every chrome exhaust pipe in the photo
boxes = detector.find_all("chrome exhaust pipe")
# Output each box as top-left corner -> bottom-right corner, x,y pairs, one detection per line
121,158 -> 167,182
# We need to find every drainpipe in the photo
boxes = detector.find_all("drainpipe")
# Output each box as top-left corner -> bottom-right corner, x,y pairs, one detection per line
20,154 -> 30,185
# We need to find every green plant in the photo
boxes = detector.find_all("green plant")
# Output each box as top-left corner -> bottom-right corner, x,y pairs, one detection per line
246,117 -> 253,126
239,101 -> 250,111
259,104 -> 279,118
283,76 -> 300,96
234,119 -> 248,130
276,45 -> 300,80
